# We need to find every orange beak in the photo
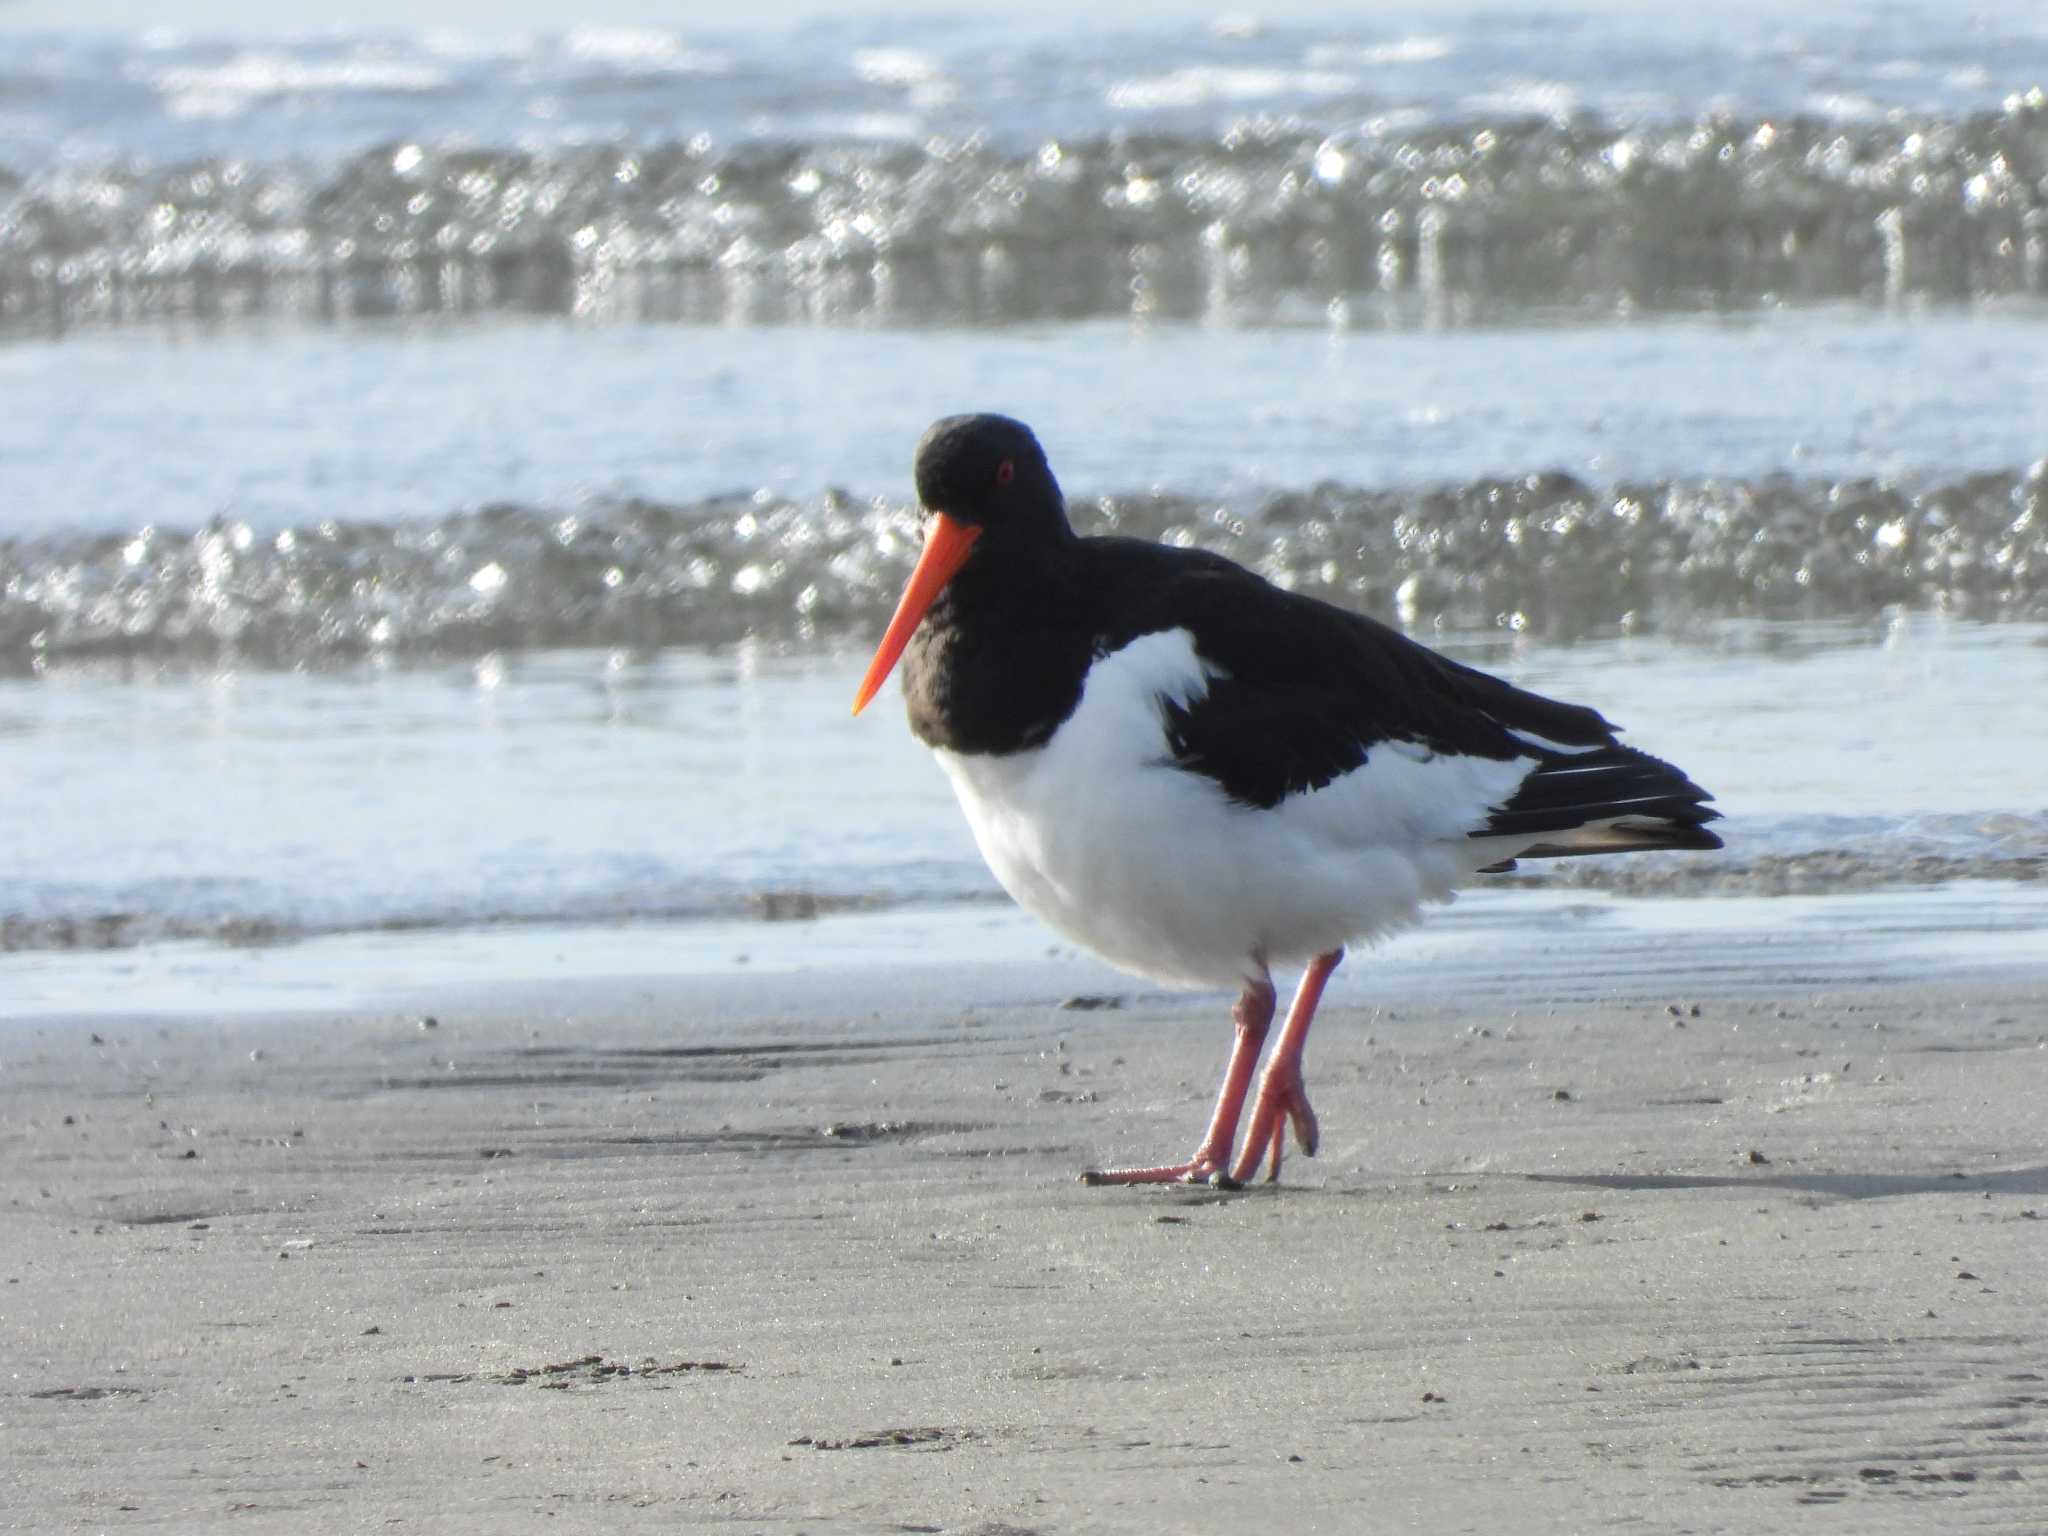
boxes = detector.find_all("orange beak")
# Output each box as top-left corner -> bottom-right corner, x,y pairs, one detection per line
851,512 -> 982,715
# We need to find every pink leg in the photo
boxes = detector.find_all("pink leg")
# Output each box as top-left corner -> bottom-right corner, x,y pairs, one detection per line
1081,976 -> 1276,1187
1228,949 -> 1344,1185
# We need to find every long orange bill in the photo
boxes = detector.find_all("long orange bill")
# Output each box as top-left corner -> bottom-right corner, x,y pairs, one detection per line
851,512 -> 982,715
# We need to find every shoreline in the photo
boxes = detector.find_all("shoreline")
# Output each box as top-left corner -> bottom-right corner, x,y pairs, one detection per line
5,944 -> 2046,1531
7,874 -> 2048,1024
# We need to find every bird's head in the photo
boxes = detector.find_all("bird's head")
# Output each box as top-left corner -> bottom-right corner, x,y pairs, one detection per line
852,413 -> 1068,715
909,412 -> 1061,529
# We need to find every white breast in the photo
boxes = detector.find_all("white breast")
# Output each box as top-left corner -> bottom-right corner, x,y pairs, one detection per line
932,628 -> 1535,989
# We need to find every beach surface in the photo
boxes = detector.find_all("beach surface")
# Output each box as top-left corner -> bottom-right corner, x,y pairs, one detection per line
5,935 -> 2046,1534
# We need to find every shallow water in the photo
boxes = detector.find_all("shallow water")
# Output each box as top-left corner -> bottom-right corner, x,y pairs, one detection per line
2,620 -> 2042,964
10,310 -> 2048,540
3,4 -> 2045,1008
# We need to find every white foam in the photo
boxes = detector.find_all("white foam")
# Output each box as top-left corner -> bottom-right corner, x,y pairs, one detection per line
1805,91 -> 1887,122
1461,78 -> 1581,122
1305,37 -> 1454,69
1106,66 -> 1356,113
852,47 -> 945,88
562,26 -> 729,74
151,50 -> 450,121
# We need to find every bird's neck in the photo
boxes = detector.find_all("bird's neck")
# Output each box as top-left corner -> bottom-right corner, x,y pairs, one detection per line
902,535 -> 1094,756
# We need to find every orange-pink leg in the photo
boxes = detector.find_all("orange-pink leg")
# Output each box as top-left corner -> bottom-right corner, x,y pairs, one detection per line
1229,948 -> 1344,1185
1080,976 -> 1276,1187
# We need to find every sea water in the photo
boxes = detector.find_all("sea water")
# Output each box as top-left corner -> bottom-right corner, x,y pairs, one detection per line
2,3 -> 2045,1014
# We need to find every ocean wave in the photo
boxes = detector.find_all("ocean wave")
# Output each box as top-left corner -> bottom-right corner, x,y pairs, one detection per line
7,98 -> 2048,332
2,468 -> 2041,669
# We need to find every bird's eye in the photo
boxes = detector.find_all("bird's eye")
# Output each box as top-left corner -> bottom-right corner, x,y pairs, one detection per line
995,459 -> 1015,487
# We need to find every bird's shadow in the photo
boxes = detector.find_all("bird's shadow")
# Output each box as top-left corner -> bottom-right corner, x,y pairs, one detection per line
1523,1165 -> 2048,1201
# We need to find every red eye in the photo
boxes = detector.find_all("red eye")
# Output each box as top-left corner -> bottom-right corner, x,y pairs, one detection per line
995,459 -> 1015,487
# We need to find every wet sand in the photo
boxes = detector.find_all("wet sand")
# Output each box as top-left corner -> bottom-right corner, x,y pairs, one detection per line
4,951 -> 2046,1533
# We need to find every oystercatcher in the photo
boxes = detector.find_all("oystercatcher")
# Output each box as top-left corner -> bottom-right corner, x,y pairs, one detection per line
853,414 -> 1721,1187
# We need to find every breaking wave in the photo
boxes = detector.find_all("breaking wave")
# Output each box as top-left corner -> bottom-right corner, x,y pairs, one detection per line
4,467 -> 2042,670
9,98 -> 2048,333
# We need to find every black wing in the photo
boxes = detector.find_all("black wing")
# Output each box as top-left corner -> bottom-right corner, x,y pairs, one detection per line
1092,542 -> 1722,859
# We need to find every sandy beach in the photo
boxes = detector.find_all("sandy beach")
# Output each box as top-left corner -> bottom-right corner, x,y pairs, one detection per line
5,940 -> 2045,1534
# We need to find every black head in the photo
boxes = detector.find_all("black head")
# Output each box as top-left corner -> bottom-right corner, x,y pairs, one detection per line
912,413 -> 1071,540
850,413 -> 1075,715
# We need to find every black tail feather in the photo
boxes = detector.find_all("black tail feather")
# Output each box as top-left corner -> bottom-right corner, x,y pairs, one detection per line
1474,740 -> 1721,854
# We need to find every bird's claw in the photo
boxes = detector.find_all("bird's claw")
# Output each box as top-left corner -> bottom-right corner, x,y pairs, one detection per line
1288,1092 -> 1320,1160
1231,1074 -> 1318,1185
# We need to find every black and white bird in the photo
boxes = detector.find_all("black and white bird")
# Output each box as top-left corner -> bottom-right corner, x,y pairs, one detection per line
853,414 -> 1722,1188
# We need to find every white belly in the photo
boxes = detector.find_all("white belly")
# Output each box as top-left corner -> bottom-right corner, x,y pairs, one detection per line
932,629 -> 1533,988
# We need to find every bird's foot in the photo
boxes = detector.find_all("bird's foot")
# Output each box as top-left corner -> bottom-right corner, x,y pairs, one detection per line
1080,1157 -> 1242,1190
1228,1072 -> 1318,1186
